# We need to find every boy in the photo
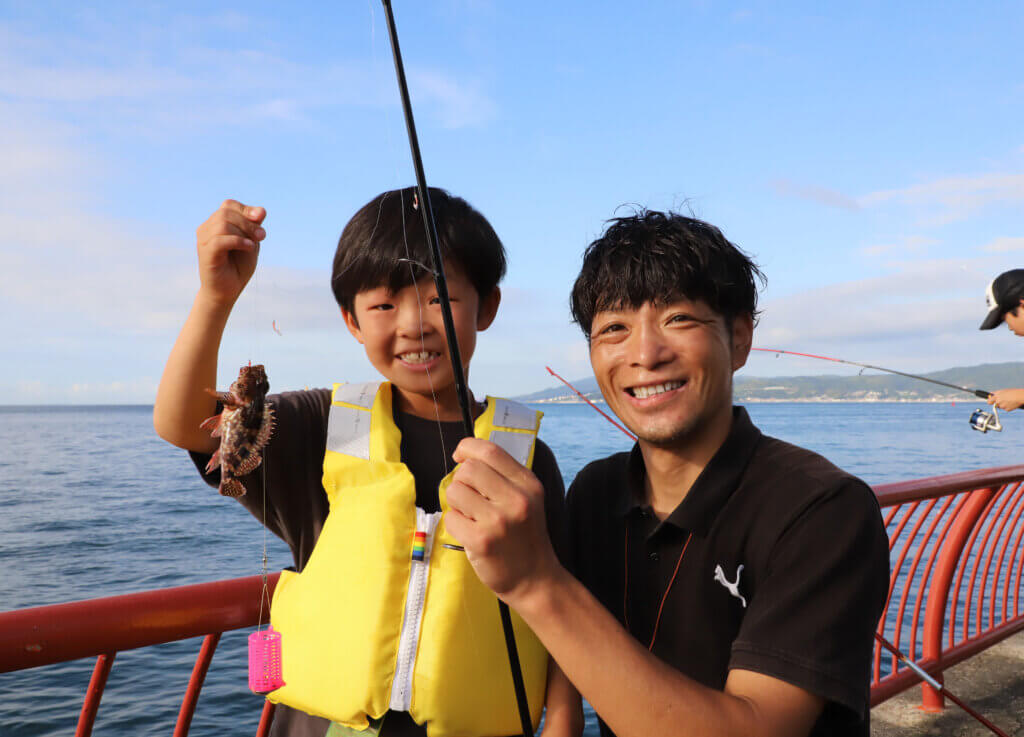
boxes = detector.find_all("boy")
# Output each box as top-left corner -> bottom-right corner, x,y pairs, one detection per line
153,188 -> 580,737
980,268 -> 1024,411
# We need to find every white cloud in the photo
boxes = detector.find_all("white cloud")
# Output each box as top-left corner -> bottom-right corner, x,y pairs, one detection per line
757,258 -> 988,345
0,20 -> 495,134
773,171 -> 1024,227
861,235 -> 939,257
860,173 -> 1024,226
982,236 -> 1024,252
770,179 -> 861,211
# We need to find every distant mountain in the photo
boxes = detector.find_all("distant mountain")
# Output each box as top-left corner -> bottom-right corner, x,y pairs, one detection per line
517,362 -> 1024,403
517,376 -> 600,402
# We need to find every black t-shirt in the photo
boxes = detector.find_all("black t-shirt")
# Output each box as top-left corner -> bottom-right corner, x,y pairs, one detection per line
191,388 -> 567,737
566,407 -> 890,737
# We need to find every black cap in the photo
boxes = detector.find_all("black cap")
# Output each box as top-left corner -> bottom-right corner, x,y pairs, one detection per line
980,269 -> 1024,330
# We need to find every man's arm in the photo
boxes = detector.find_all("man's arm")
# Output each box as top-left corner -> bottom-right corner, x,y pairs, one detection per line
153,200 -> 267,453
988,388 -> 1024,411
445,438 -> 823,737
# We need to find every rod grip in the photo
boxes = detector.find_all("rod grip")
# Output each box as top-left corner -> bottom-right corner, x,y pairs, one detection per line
975,390 -> 992,399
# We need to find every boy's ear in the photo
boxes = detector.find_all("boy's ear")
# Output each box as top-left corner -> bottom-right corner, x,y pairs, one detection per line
476,288 -> 501,331
342,308 -> 364,344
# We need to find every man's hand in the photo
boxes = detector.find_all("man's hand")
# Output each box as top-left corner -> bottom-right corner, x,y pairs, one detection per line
445,437 -> 562,606
987,388 -> 1024,411
196,199 -> 267,308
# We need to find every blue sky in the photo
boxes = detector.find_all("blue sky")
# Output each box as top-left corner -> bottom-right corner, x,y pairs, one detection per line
2,1 -> 1023,403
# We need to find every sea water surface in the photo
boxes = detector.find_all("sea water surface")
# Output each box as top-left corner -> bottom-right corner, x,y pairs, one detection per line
0,401 -> 1020,735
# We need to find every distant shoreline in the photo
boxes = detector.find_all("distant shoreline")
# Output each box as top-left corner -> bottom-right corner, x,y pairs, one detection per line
530,397 -> 977,405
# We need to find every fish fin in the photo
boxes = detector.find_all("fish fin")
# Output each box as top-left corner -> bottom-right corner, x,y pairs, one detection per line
220,477 -> 246,497
205,450 -> 221,474
235,452 -> 263,476
199,414 -> 222,434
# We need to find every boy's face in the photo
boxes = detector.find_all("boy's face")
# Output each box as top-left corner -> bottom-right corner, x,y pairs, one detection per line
343,261 -> 500,419
588,298 -> 752,448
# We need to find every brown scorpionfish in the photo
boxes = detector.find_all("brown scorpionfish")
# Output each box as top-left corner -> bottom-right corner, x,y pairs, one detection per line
200,364 -> 275,497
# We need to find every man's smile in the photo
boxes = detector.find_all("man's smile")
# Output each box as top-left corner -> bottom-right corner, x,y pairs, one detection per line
625,379 -> 686,400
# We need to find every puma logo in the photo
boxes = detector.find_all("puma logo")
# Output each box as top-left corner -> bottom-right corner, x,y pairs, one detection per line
713,564 -> 747,608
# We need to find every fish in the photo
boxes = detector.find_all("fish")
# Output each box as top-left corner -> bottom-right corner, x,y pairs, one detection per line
200,364 -> 275,497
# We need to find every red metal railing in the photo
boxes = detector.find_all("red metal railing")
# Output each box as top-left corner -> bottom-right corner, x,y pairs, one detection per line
872,464 -> 1024,710
0,573 -> 280,736
3,465 -> 1024,732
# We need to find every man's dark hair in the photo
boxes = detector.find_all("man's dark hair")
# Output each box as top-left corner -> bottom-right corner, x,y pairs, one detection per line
332,186 -> 506,315
570,208 -> 765,335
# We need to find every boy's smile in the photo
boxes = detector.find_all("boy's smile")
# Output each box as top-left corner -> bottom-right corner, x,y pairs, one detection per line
343,261 -> 500,420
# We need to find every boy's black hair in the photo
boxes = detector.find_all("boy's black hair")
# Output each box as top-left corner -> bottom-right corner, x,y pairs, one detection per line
332,186 -> 506,315
570,208 -> 765,335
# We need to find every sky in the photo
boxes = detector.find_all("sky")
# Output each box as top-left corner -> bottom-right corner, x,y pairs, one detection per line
2,1 -> 1023,404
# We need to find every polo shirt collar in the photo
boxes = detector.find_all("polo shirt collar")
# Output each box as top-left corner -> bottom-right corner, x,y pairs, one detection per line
617,406 -> 762,536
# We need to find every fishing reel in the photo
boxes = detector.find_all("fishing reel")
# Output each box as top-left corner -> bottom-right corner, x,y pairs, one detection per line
969,407 -> 1002,434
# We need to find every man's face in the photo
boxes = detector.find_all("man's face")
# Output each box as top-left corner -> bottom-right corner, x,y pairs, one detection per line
1005,301 -> 1024,336
588,298 -> 752,448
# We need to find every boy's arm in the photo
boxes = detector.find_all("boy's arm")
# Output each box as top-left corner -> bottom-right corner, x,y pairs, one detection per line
153,200 -> 267,453
445,438 -> 824,737
539,660 -> 583,737
987,388 -> 1024,411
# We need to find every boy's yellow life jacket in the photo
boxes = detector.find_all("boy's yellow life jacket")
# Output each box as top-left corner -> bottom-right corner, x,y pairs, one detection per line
268,381 -> 549,737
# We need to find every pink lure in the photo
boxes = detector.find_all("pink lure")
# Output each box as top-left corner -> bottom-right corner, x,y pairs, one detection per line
249,626 -> 285,693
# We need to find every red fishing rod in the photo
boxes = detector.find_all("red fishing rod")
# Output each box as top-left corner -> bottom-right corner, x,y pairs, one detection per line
751,347 -> 993,400
545,367 -> 1011,737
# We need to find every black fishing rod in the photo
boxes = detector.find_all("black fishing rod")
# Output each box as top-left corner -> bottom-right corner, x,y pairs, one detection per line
751,348 -> 993,399
379,4 -> 534,736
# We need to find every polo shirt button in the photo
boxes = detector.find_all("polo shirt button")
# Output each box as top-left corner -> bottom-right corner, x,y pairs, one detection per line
649,551 -> 659,561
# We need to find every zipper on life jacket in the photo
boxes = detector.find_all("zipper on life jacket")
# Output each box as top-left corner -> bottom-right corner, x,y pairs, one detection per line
390,508 -> 442,712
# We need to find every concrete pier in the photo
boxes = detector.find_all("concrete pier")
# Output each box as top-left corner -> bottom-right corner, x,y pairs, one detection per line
871,630 -> 1024,736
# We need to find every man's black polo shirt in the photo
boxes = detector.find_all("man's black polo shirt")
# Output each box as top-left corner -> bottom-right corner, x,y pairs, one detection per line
566,407 -> 889,737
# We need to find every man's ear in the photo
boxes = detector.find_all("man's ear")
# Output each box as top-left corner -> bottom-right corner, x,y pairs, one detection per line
731,313 -> 754,371
342,308 -> 364,344
476,288 -> 501,331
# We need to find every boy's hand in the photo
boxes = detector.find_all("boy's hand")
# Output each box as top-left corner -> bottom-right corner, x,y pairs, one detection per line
445,438 -> 562,607
987,388 -> 1024,411
196,199 -> 267,308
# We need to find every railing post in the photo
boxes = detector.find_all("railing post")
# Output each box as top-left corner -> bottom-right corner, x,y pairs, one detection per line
76,652 -> 115,737
920,487 -> 995,711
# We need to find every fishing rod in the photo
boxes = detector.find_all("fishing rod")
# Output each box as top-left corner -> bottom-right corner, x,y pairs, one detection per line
751,348 -> 993,399
872,635 -> 1010,737
751,348 -> 1002,433
545,367 -> 635,441
379,4 -> 534,736
546,367 -> 1012,736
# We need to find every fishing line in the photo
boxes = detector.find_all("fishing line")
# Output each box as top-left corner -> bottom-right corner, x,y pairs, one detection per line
380,3 -> 533,735
547,367 -> 1011,736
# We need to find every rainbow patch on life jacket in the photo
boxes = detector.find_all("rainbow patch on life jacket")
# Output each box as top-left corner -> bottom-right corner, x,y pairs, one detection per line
411,531 -> 427,561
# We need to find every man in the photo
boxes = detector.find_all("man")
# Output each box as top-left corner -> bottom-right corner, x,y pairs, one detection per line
445,209 -> 890,737
980,268 -> 1024,411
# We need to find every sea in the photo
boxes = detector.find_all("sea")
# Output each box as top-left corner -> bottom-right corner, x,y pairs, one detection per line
0,401 -> 1020,736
